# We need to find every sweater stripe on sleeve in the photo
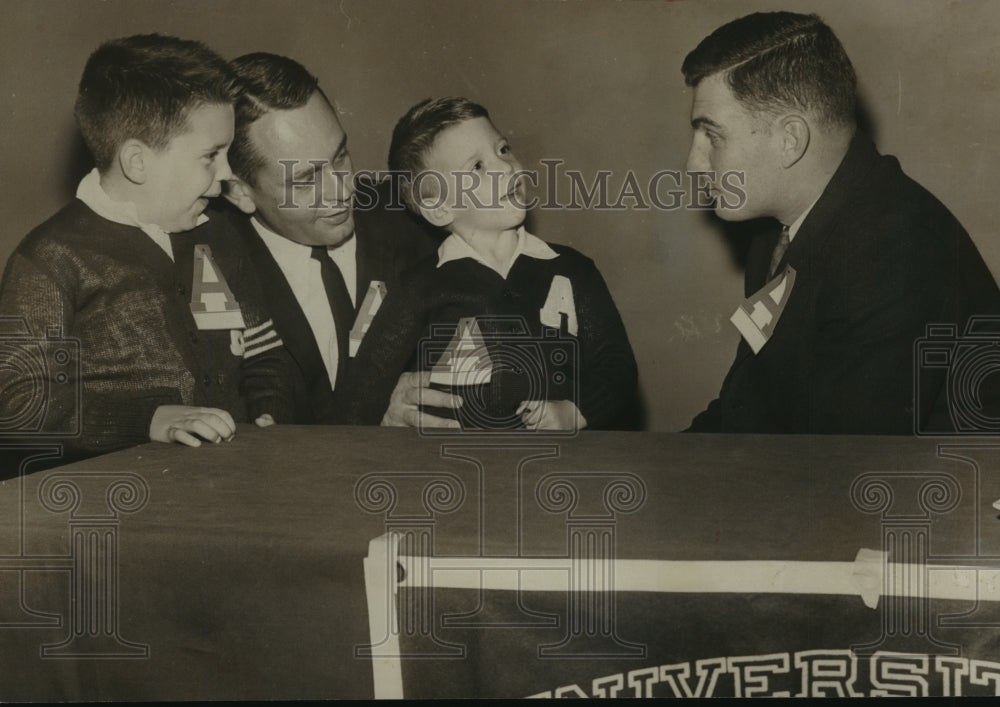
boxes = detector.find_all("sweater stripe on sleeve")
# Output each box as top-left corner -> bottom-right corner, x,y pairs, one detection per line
242,319 -> 283,359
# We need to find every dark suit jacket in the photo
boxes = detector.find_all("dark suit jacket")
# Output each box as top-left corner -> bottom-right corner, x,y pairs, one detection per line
689,133 -> 1000,434
205,181 -> 440,423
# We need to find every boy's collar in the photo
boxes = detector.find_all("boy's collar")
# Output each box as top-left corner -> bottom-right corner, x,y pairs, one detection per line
76,169 -> 207,260
436,226 -> 558,279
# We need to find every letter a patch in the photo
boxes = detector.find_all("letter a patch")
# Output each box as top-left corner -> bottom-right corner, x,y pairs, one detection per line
730,267 -> 796,354
540,275 -> 578,335
429,317 -> 493,386
349,280 -> 388,358
190,244 -> 246,330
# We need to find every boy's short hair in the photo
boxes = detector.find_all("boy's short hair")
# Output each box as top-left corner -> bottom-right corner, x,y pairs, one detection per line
681,11 -> 856,128
228,53 -> 321,186
74,34 -> 238,173
388,97 -> 490,213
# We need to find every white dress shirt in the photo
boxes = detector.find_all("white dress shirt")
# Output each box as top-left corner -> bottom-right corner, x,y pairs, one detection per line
252,217 -> 357,388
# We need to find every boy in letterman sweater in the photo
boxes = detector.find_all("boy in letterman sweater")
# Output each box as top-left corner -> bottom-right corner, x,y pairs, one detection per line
334,97 -> 638,430
0,34 -> 292,461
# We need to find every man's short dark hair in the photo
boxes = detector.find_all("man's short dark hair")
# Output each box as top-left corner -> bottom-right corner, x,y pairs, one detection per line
681,12 -> 857,128
74,34 -> 237,173
388,97 -> 490,213
228,53 -> 320,185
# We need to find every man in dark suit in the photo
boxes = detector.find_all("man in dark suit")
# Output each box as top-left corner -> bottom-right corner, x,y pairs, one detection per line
214,53 -> 458,424
683,11 -> 1000,434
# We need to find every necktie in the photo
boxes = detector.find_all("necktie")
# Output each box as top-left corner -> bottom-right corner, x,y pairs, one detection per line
311,246 -> 355,388
768,225 -> 790,280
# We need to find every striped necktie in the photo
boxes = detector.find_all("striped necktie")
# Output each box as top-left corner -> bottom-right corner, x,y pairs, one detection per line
768,224 -> 791,280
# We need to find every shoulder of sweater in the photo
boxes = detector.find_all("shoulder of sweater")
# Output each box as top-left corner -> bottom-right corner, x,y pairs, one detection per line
16,199 -> 139,258
545,241 -> 597,270
397,249 -> 441,288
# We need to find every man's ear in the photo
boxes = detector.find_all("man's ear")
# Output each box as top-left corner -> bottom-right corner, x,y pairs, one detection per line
418,198 -> 453,229
778,115 -> 810,168
118,139 -> 147,184
223,178 -> 258,215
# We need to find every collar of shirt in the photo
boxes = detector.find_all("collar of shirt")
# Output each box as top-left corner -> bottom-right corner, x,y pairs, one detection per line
251,216 -> 358,305
786,195 -> 821,242
75,168 -> 206,261
436,226 -> 559,279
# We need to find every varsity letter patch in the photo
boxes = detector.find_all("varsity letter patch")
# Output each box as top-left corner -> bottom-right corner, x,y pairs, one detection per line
730,267 -> 796,354
539,275 -> 578,335
349,280 -> 387,357
189,244 -> 246,330
429,317 -> 493,386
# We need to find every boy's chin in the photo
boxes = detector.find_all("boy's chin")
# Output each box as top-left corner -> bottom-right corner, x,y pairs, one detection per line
164,209 -> 207,234
508,210 -> 528,229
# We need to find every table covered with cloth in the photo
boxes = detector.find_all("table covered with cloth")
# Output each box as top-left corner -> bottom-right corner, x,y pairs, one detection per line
1,426 -> 999,699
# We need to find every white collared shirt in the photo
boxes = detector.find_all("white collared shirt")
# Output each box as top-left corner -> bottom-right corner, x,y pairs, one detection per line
75,168 -> 207,262
436,226 -> 559,279
252,217 -> 357,389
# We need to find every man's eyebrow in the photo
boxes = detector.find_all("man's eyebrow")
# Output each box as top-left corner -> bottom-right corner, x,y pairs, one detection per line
691,116 -> 723,131
289,136 -> 350,180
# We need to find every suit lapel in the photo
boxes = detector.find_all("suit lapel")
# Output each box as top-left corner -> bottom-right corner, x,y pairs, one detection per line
237,217 -> 331,391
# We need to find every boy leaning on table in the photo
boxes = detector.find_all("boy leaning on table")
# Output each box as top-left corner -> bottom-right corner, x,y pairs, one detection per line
332,97 -> 638,430
0,34 -> 293,462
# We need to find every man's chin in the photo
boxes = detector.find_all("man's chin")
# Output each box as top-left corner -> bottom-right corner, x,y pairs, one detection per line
318,216 -> 356,247
712,204 -> 753,222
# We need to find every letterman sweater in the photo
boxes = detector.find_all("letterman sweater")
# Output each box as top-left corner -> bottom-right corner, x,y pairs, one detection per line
0,199 -> 294,459
333,232 -> 638,429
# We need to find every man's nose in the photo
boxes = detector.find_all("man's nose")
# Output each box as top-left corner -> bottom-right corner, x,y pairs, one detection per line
685,142 -> 706,174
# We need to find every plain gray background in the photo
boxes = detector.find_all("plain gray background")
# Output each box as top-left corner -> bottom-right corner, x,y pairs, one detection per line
2,0 -> 998,431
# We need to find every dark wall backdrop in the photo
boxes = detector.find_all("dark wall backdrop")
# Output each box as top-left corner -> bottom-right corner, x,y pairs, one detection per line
2,0 -> 999,431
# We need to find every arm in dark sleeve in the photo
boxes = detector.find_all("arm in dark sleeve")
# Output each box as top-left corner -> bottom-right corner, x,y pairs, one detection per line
686,397 -> 722,432
0,252 -> 180,456
238,325 -> 297,424
807,223 -> 964,434
573,256 -> 640,429
212,227 -> 297,424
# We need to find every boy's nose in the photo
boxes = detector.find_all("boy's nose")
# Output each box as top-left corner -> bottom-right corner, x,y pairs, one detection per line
500,154 -> 521,174
216,153 -> 233,182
